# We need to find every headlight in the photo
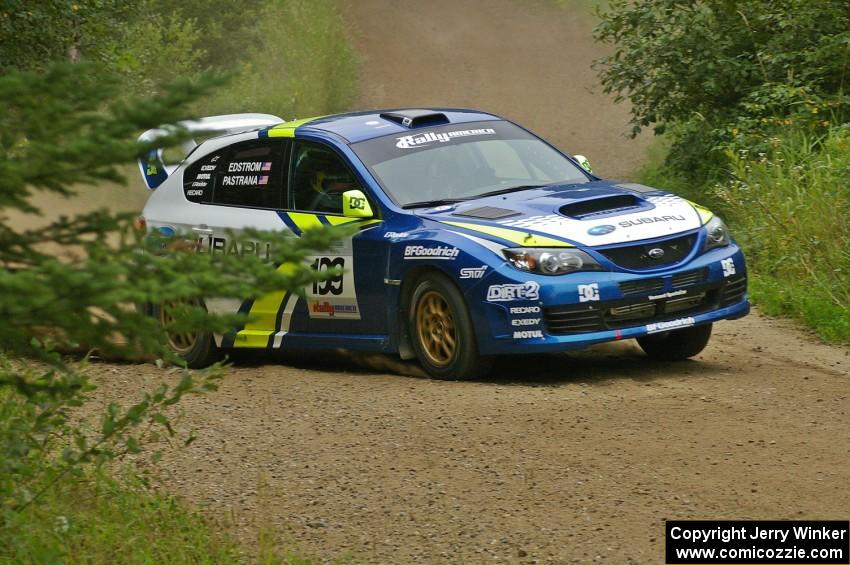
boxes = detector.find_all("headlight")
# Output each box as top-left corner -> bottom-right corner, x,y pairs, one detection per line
703,215 -> 731,250
503,248 -> 603,275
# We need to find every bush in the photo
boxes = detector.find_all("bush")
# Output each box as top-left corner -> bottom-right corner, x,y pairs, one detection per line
594,0 -> 850,184
711,127 -> 850,341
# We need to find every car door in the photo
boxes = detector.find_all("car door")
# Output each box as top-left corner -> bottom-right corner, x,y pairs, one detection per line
283,138 -> 388,336
181,137 -> 292,347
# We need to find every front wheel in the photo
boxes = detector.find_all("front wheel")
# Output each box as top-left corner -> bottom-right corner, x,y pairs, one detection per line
637,323 -> 713,361
152,299 -> 219,368
407,273 -> 492,380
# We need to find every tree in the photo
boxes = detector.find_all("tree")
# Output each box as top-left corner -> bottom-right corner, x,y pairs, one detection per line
0,63 -> 344,527
593,0 -> 850,181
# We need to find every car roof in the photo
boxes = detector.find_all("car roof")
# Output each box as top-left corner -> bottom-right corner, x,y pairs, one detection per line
267,108 -> 503,144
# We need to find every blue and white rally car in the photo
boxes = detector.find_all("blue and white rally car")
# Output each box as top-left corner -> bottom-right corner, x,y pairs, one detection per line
138,109 -> 749,379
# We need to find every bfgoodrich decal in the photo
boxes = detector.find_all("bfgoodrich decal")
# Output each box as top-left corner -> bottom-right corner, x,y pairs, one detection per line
646,317 -> 695,334
404,245 -> 459,260
487,281 -> 540,302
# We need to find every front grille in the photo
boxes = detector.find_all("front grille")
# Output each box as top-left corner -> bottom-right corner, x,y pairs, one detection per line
597,233 -> 697,270
619,278 -> 664,296
544,275 -> 746,335
720,276 -> 747,306
672,268 -> 708,287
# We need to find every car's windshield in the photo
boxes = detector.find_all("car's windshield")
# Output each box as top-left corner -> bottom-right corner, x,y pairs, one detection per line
350,120 -> 589,207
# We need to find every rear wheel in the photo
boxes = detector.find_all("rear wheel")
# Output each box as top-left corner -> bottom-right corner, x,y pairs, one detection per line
637,323 -> 713,361
153,299 -> 219,368
407,273 -> 492,379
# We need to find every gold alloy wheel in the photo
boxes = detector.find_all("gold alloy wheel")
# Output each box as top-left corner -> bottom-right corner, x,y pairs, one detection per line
415,290 -> 458,367
158,301 -> 199,355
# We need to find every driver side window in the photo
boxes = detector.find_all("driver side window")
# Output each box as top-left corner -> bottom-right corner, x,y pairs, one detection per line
289,141 -> 361,214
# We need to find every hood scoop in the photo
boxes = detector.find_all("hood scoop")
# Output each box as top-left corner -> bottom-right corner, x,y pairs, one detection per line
559,194 -> 644,219
453,206 -> 521,220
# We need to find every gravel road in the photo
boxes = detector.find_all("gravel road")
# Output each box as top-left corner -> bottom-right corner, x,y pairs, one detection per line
87,312 -> 849,563
24,0 -> 850,562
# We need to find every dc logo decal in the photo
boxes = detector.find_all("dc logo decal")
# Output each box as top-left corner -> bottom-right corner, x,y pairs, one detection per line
721,258 -> 736,277
349,196 -> 366,210
578,283 -> 600,303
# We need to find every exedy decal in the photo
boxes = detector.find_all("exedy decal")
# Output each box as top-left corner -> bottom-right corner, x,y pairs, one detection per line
396,128 -> 496,149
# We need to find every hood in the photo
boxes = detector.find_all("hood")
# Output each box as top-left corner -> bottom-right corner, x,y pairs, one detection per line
417,181 -> 706,247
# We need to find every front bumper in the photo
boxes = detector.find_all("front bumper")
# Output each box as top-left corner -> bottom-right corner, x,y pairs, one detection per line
470,244 -> 749,355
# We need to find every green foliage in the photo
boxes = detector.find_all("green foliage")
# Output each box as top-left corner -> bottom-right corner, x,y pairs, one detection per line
594,0 -> 850,184
3,470 -> 240,563
711,127 -> 850,342
0,1 -> 140,74
198,0 -> 358,119
0,60 -> 346,554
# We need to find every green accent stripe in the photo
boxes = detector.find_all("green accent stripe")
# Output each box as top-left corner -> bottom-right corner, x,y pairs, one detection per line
441,221 -> 573,247
266,115 -> 325,138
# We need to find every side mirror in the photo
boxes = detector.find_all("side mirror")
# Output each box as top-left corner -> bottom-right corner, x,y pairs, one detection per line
573,154 -> 593,174
342,189 -> 374,218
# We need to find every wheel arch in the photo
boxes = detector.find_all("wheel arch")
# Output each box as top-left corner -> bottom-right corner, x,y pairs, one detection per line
396,264 -> 464,360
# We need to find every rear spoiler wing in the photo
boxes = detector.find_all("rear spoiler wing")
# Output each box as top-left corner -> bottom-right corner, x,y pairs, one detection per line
137,113 -> 284,190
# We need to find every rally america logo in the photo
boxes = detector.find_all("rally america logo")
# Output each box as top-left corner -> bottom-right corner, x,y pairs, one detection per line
396,128 -> 497,149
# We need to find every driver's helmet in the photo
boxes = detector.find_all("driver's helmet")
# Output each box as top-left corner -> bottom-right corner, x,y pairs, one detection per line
301,149 -> 355,195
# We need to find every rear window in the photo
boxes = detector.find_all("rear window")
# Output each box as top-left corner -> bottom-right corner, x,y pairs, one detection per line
182,139 -> 288,209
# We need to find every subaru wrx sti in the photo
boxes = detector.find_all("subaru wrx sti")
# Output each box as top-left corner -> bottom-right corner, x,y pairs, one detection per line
138,109 -> 748,378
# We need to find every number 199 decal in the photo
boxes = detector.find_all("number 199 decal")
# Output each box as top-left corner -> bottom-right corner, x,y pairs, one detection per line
312,257 -> 345,295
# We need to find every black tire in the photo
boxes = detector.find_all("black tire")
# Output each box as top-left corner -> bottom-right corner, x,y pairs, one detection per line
637,323 -> 713,361
407,273 -> 492,380
151,300 -> 219,368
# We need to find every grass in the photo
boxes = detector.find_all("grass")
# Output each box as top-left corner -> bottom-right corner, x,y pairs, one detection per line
1,471 -> 239,564
639,128 -> 850,343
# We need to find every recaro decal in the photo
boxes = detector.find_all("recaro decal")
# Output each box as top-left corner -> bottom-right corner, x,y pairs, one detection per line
510,306 -> 541,314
